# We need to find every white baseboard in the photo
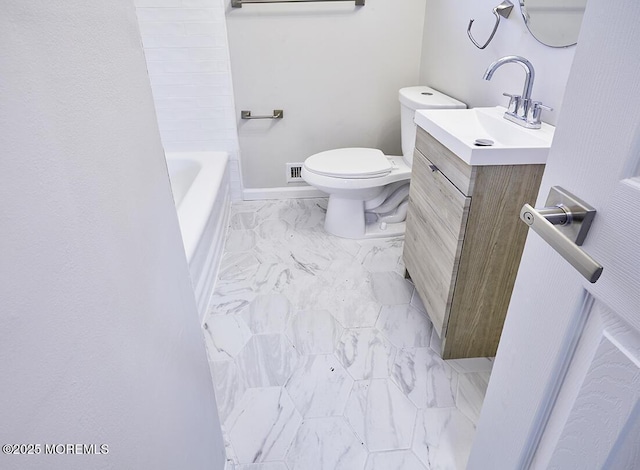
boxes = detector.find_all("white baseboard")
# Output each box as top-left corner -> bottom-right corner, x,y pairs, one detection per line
243,186 -> 326,200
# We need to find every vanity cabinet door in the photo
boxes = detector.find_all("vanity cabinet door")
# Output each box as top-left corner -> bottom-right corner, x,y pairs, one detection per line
404,148 -> 471,335
415,127 -> 474,196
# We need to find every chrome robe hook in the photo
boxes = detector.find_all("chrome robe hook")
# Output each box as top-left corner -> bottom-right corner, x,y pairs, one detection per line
467,0 -> 514,49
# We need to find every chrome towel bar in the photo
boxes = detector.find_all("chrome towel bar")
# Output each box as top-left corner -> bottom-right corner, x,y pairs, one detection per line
241,109 -> 284,120
232,0 -> 364,7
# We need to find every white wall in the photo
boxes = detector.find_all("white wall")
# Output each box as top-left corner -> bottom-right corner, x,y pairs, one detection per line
0,2 -> 225,469
225,0 -> 427,191
135,0 -> 243,201
133,0 -> 577,195
420,0 -> 576,126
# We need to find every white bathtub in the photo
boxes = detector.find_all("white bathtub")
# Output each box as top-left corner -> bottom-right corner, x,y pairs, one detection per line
166,151 -> 230,322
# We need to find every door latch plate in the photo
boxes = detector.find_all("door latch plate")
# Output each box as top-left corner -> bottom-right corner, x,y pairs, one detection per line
544,186 -> 596,246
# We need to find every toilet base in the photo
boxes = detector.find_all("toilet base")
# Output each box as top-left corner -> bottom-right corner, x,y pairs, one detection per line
324,197 -> 365,239
363,220 -> 405,239
324,196 -> 406,239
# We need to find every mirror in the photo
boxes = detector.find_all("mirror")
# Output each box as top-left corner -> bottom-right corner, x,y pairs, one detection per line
520,0 -> 587,47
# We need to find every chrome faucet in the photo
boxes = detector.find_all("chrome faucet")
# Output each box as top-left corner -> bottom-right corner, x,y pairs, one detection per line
483,55 -> 552,129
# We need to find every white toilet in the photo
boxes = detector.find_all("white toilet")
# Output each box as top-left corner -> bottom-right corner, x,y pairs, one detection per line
302,86 -> 466,239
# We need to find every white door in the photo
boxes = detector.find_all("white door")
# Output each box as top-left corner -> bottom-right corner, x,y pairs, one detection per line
468,1 -> 640,469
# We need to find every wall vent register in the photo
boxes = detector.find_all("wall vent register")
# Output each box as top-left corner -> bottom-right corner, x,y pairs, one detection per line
287,163 -> 304,182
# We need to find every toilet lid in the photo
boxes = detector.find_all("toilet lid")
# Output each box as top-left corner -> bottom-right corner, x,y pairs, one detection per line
304,148 -> 392,179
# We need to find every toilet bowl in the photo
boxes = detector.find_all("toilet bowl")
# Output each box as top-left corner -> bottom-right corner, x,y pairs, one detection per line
302,86 -> 466,239
302,150 -> 411,238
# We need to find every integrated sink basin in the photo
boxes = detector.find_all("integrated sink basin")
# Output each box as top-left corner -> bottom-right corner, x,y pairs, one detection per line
414,106 -> 555,166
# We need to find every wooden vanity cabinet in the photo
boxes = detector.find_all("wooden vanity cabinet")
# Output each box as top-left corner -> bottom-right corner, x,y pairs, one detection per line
403,127 -> 545,359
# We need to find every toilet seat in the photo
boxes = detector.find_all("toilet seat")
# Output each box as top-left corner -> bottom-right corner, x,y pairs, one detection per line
303,148 -> 392,179
302,155 -> 411,192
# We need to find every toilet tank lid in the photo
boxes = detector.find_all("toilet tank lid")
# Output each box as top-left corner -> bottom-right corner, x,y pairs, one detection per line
399,86 -> 467,110
304,148 -> 392,179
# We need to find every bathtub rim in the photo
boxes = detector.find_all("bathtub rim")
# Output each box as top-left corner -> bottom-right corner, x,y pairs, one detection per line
165,151 -> 229,263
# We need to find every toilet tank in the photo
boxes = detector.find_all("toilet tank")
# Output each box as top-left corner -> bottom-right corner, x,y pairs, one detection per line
399,86 -> 466,167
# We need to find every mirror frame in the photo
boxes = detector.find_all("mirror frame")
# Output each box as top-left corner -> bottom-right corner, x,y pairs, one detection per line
519,0 -> 585,48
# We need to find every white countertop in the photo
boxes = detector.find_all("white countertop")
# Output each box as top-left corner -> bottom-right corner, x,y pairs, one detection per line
414,106 -> 556,166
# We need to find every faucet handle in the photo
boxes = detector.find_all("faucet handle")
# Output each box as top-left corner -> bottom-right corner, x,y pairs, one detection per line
532,101 -> 553,112
528,101 -> 553,127
502,92 -> 521,113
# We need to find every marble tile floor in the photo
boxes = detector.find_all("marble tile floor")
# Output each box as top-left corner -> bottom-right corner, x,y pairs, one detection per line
203,198 -> 493,470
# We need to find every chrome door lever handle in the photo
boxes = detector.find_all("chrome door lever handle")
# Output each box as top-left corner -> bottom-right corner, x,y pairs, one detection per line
520,186 -> 603,283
